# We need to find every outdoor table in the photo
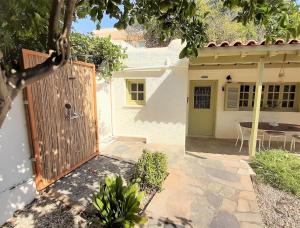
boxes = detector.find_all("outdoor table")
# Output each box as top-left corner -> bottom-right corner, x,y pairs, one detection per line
240,122 -> 300,133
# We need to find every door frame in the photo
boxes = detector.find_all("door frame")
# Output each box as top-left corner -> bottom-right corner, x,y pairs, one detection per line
187,80 -> 218,137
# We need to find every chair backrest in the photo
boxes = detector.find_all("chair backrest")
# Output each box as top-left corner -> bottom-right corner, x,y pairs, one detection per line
236,122 -> 251,139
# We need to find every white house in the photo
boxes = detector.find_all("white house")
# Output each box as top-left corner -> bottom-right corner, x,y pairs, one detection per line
99,39 -> 300,149
1,38 -> 299,225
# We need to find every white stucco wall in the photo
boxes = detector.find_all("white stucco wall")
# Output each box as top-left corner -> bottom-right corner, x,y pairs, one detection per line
96,79 -> 114,148
110,40 -> 189,146
112,67 -> 188,145
0,94 -> 36,225
189,65 -> 300,139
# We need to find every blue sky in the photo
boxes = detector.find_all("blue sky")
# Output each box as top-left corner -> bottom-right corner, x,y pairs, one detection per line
73,1 -> 300,34
73,15 -> 117,34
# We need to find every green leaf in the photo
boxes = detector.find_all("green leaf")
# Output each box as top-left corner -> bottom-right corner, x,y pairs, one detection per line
187,2 -> 196,16
160,1 -> 173,13
179,47 -> 188,59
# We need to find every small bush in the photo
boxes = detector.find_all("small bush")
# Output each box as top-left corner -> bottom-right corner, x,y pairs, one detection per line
93,175 -> 147,227
250,150 -> 300,196
132,150 -> 168,191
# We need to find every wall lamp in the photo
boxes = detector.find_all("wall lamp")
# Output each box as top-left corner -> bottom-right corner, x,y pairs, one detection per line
226,75 -> 232,83
222,75 -> 233,91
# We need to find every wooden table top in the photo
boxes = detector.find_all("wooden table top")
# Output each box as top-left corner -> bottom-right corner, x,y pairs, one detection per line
240,122 -> 300,132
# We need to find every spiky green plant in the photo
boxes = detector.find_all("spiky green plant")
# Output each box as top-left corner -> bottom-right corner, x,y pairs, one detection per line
93,175 -> 147,227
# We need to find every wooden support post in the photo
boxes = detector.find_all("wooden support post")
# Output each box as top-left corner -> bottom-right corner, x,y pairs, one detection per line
249,58 -> 264,157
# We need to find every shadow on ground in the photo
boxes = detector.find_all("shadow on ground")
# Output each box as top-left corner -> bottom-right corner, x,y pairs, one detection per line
2,156 -> 134,228
49,155 -> 133,207
147,216 -> 193,228
186,137 -> 249,156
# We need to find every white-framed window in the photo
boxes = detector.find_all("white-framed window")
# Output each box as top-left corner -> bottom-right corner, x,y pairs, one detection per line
282,84 -> 296,108
239,84 -> 251,108
225,83 -> 299,112
266,84 -> 281,108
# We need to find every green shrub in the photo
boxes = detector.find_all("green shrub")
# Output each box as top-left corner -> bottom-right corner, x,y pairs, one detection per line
132,150 -> 168,191
250,150 -> 300,196
93,175 -> 147,227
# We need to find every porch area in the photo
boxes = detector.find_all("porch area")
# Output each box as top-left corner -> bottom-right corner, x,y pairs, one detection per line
102,136 -> 300,163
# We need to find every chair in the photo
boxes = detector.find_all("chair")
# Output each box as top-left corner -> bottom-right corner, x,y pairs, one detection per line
265,130 -> 287,149
290,135 -> 300,151
235,123 -> 264,153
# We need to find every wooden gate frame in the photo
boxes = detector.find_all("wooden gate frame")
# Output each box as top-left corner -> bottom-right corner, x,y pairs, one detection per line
22,49 -> 99,190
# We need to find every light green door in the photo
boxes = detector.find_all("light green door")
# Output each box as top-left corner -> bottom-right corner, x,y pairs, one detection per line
188,80 -> 217,137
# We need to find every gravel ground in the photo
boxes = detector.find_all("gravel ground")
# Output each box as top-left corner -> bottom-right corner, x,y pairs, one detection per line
2,155 -> 155,228
2,194 -> 86,228
254,181 -> 300,228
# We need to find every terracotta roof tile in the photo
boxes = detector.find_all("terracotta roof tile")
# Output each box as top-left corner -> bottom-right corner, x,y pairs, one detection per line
205,39 -> 300,47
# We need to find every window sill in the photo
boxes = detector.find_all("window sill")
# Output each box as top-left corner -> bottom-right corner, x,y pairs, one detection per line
233,109 -> 299,113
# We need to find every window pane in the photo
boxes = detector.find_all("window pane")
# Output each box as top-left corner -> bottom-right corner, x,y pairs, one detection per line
138,93 -> 144,100
291,85 -> 296,92
275,85 -> 280,92
138,83 -> 144,91
131,93 -> 137,100
284,85 -> 289,92
244,93 -> 249,99
274,93 -> 279,99
269,85 -> 274,92
289,101 -> 294,108
268,93 -> 273,99
290,93 -> 295,100
245,85 -> 250,92
282,101 -> 287,107
194,87 -> 211,109
283,93 -> 288,99
131,83 -> 137,91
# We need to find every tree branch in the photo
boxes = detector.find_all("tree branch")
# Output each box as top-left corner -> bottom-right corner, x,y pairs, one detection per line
48,0 -> 63,50
0,0 -> 77,127
76,0 -> 85,7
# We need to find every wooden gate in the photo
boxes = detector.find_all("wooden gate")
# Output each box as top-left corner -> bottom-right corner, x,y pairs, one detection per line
22,49 -> 99,190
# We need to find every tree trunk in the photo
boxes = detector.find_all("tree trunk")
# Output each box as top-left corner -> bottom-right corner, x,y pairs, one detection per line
0,0 -> 77,128
0,67 -> 16,126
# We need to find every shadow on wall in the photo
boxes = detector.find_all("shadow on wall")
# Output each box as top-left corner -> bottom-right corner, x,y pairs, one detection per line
134,69 -> 186,124
96,80 -> 113,139
0,94 -> 36,225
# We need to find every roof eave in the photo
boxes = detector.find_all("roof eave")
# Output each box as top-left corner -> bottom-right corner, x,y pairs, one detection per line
196,44 -> 300,58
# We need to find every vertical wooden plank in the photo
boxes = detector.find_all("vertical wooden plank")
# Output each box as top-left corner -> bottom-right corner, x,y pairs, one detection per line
92,65 -> 100,154
22,49 -> 45,190
249,58 -> 264,157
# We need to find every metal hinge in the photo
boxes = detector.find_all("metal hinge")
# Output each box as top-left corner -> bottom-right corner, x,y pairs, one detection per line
24,100 -> 29,105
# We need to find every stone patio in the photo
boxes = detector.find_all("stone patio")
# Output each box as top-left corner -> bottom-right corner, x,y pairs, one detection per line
102,138 -> 264,227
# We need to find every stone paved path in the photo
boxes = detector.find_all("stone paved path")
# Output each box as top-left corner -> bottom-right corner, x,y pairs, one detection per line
103,140 -> 263,228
